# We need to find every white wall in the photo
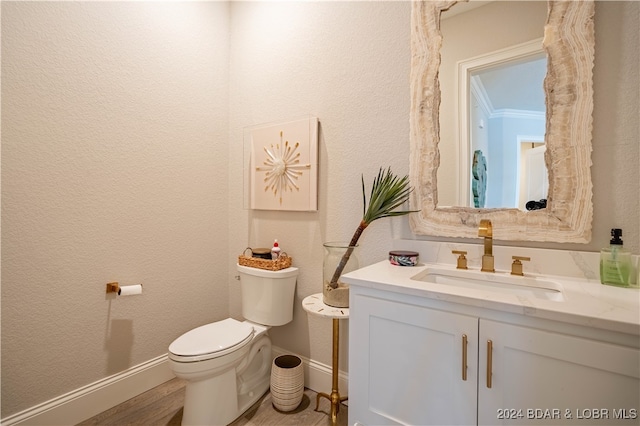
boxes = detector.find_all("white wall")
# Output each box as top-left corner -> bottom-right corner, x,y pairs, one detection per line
224,0 -> 639,381
227,0 -> 412,372
1,0 -> 638,420
591,1 -> 640,254
1,2 -> 230,416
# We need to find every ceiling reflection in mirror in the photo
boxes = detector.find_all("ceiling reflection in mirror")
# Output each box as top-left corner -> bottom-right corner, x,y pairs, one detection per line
438,1 -> 547,210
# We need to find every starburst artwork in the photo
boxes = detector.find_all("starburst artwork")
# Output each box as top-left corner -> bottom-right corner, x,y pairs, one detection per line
256,132 -> 310,204
248,117 -> 318,211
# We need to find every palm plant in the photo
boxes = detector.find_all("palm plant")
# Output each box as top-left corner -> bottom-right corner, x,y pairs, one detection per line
328,167 -> 417,289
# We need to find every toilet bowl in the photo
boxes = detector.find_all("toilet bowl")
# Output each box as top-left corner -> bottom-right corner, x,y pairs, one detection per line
168,265 -> 298,426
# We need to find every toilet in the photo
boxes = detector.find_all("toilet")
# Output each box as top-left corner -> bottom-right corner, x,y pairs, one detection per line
168,264 -> 299,426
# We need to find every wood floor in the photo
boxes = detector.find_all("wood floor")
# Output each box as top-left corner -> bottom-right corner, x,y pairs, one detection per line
77,378 -> 348,426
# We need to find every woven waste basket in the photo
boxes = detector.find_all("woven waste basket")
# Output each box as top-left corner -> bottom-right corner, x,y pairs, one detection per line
270,355 -> 304,412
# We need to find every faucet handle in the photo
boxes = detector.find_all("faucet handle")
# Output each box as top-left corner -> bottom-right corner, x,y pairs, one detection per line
511,256 -> 531,276
452,250 -> 468,270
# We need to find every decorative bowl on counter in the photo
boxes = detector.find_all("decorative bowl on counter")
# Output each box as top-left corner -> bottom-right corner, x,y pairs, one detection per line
389,250 -> 419,267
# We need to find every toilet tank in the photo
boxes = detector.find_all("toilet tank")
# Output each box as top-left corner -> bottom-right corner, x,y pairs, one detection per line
236,264 -> 299,326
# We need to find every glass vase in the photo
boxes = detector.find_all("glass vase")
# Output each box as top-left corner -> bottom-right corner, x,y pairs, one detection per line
322,241 -> 359,308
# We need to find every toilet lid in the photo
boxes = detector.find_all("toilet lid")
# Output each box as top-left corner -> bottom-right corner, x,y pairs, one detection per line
169,318 -> 254,359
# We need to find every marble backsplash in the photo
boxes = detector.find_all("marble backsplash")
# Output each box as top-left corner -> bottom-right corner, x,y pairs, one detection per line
391,239 -> 639,285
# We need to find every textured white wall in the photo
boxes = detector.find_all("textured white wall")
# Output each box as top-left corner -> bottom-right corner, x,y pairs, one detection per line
227,1 -> 412,371
1,0 -> 638,420
590,1 -> 640,254
1,2 -> 230,416
226,0 -> 639,373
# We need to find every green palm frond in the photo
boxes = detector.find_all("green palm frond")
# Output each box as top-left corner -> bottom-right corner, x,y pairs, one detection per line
329,167 -> 417,289
362,167 -> 417,225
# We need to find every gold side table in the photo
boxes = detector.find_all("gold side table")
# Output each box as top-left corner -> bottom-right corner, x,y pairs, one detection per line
302,293 -> 349,425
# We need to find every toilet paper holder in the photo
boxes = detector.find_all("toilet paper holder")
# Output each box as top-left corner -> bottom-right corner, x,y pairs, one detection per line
106,282 -> 143,296
106,282 -> 120,294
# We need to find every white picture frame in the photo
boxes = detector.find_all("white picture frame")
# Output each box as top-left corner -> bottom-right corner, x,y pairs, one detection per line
248,116 -> 319,211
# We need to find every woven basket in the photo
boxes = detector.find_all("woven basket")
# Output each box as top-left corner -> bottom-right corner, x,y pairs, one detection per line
238,248 -> 292,271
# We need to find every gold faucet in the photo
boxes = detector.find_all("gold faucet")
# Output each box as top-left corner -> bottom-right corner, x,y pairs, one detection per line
478,219 -> 495,272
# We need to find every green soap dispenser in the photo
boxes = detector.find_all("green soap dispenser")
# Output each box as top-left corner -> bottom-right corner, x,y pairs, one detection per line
600,228 -> 631,287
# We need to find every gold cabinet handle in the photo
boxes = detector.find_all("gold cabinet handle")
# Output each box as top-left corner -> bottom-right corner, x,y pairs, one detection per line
486,340 -> 493,388
462,334 -> 468,381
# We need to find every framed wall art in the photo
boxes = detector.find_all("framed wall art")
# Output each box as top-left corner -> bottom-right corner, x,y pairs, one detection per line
245,116 -> 319,211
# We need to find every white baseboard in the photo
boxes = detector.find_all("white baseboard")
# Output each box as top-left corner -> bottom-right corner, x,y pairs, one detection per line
271,346 -> 348,401
1,347 -> 347,426
1,354 -> 175,426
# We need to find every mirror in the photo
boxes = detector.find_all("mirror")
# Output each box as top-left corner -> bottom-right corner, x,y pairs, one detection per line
409,0 -> 595,243
467,52 -> 547,209
438,2 -> 548,210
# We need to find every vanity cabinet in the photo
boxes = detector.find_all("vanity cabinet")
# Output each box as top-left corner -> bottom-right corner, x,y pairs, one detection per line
349,294 -> 479,425
477,320 -> 639,425
349,287 -> 640,426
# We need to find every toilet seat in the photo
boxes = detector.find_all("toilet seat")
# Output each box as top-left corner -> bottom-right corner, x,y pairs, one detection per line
169,318 -> 254,363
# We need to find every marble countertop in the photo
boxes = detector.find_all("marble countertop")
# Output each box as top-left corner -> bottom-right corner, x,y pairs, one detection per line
342,260 -> 640,336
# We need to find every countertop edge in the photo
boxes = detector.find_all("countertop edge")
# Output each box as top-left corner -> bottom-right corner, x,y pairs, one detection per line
342,261 -> 640,337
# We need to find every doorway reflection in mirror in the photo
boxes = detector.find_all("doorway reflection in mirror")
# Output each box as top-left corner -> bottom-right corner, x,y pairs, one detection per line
468,54 -> 546,209
438,1 -> 547,209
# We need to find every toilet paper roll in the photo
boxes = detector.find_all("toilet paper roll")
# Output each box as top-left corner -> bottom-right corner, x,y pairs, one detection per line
118,284 -> 143,296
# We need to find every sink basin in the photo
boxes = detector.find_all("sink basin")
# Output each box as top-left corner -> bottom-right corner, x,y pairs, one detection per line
412,267 -> 565,302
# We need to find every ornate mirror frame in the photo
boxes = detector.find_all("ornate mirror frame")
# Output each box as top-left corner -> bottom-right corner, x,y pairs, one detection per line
409,0 -> 595,243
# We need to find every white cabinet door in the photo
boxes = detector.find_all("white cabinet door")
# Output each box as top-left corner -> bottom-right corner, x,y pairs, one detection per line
349,293 -> 479,425
478,319 -> 640,425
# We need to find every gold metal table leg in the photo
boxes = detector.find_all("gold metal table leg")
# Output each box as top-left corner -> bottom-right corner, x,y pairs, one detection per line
314,318 -> 348,424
